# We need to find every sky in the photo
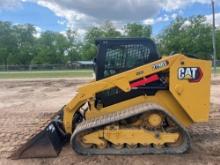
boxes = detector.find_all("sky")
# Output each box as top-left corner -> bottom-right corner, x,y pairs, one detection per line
0,0 -> 220,36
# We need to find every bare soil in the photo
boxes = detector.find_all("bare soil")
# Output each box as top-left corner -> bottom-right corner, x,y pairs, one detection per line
0,76 -> 219,165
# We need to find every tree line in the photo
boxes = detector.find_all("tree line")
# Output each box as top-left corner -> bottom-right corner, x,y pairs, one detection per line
0,15 -> 219,68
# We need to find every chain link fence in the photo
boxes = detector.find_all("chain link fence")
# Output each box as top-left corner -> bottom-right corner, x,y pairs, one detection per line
0,60 -> 219,72
0,62 -> 94,71
216,60 -> 220,67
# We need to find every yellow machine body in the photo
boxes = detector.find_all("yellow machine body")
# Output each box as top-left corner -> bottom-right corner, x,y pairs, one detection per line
63,54 -> 211,134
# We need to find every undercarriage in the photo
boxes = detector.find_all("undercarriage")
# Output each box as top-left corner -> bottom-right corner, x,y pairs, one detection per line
72,103 -> 190,155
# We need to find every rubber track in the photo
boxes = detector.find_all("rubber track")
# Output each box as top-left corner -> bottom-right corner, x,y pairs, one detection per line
71,103 -> 191,155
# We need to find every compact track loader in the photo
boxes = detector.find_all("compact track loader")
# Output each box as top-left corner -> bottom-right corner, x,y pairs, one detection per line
11,38 -> 211,159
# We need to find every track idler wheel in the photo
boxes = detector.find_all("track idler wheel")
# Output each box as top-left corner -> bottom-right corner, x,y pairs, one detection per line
112,144 -> 124,149
127,144 -> 138,149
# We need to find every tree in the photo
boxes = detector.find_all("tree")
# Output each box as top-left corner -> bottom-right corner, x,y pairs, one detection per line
8,24 -> 36,65
216,29 -> 220,60
102,21 -> 121,37
81,21 -> 122,60
0,21 -> 17,68
65,29 -> 81,62
158,16 -> 212,59
0,17 -> 215,66
32,31 -> 69,64
84,27 -> 105,43
124,23 -> 152,38
0,22 -> 37,67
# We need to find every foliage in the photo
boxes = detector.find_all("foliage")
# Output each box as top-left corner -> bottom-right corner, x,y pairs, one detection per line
82,21 -> 122,60
0,22 -> 17,68
158,16 -> 213,59
124,23 -> 152,38
32,31 -> 69,64
216,30 -> 220,59
0,16 -> 219,67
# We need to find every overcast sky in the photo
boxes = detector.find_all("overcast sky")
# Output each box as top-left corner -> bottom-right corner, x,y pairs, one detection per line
0,0 -> 219,36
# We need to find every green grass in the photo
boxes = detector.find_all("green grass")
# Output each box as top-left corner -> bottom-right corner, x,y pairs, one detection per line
0,70 -> 93,79
212,67 -> 220,74
0,67 -> 219,79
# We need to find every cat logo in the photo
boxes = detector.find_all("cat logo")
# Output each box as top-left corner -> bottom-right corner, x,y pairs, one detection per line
178,67 -> 203,82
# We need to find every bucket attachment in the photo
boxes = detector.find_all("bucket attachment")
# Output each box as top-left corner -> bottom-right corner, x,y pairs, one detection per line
10,114 -> 68,159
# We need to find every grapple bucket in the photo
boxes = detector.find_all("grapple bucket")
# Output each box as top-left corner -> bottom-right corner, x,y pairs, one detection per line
10,113 -> 68,159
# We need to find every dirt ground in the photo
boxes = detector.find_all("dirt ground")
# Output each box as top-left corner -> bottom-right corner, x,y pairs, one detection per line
0,76 -> 219,165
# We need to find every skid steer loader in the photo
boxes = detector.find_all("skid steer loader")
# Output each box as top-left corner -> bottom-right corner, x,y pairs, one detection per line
11,38 -> 211,159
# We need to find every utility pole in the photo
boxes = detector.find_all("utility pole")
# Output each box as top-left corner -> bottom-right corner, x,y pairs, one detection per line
211,0 -> 217,74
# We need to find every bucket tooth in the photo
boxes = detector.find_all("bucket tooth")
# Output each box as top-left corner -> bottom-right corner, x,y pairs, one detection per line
10,121 -> 67,159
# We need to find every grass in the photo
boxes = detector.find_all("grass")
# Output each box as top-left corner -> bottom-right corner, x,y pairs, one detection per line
0,70 -> 93,79
0,67 -> 219,79
212,67 -> 220,74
